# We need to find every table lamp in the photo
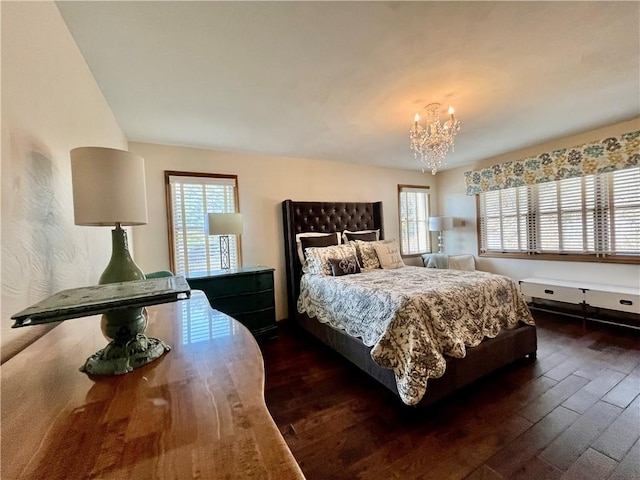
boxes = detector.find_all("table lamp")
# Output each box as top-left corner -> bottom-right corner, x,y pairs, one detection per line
428,216 -> 453,253
71,146 -> 170,374
207,213 -> 243,269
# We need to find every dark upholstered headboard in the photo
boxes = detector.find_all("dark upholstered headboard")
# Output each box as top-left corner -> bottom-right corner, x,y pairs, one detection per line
282,200 -> 384,319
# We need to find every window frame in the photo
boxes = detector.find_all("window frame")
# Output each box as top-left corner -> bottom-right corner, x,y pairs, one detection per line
397,184 -> 431,257
476,169 -> 640,265
164,171 -> 242,275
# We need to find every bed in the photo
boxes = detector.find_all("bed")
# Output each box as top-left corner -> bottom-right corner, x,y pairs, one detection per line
282,199 -> 537,407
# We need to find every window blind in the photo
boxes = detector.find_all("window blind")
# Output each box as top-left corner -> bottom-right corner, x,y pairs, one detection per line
480,186 -> 532,252
399,186 -> 430,255
168,174 -> 239,275
611,167 -> 640,254
479,167 -> 640,259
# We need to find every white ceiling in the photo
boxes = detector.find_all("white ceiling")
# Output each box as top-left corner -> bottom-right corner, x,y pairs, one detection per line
56,1 -> 640,172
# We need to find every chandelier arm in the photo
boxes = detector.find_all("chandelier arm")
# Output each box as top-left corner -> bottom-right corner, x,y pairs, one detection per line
409,102 -> 460,175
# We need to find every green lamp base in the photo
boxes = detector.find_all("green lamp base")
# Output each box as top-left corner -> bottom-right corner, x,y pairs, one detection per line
83,224 -> 171,375
81,333 -> 171,375
99,225 -> 146,285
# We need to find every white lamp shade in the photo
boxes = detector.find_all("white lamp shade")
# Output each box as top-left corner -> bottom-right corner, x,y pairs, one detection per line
71,147 -> 148,226
428,216 -> 453,231
208,213 -> 243,235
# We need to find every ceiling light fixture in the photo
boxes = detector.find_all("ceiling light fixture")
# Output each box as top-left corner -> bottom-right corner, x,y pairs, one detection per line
409,103 -> 461,175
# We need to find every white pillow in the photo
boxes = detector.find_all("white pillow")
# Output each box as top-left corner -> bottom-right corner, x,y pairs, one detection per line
295,232 -> 341,264
448,254 -> 476,271
342,229 -> 380,243
303,243 -> 358,275
373,240 -> 405,269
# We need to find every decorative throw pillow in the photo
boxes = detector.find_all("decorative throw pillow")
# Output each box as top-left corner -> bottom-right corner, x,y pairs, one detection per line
303,244 -> 358,275
342,229 -> 380,243
328,255 -> 361,276
354,240 -> 383,270
295,232 -> 341,263
373,240 -> 405,269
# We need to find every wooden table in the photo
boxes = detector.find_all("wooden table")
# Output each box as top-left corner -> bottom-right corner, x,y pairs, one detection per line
1,291 -> 305,480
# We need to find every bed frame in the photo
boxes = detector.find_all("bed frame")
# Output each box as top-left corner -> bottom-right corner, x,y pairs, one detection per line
282,199 -> 537,407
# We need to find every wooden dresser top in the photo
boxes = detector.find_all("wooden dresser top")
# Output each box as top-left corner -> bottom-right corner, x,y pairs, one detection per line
1,291 -> 304,480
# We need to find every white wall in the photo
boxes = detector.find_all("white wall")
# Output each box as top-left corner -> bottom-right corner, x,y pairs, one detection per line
436,118 -> 640,287
1,1 -> 128,359
129,141 -> 432,320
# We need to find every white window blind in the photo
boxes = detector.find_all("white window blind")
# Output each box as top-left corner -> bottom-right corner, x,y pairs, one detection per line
399,186 -> 430,255
167,174 -> 239,275
480,186 -> 531,252
479,167 -> 640,259
611,167 -> 640,254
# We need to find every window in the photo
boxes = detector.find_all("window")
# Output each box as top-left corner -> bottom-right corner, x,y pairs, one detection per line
398,185 -> 431,255
478,167 -> 640,262
166,172 -> 240,275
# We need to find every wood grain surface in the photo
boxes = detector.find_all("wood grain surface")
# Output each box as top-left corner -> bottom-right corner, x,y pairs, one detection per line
1,291 -> 305,480
262,312 -> 640,480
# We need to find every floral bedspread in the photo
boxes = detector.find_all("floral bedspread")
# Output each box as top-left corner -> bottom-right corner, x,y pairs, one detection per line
297,266 -> 534,406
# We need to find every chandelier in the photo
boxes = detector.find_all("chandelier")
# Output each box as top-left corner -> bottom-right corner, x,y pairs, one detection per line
409,103 -> 461,175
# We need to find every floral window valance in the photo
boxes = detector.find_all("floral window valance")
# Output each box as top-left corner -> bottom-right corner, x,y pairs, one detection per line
464,130 -> 640,195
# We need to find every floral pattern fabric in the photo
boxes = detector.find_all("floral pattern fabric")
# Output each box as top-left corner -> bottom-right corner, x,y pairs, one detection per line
352,239 -> 395,270
303,243 -> 358,275
464,130 -> 640,195
297,266 -> 534,406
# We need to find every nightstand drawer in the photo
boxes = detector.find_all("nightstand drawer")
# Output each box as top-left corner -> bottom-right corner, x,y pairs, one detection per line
190,272 -> 273,298
520,282 -> 584,304
209,291 -> 275,316
208,272 -> 273,297
584,290 -> 640,314
186,266 -> 276,340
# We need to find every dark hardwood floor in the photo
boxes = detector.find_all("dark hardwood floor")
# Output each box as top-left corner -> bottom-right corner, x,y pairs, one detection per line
262,311 -> 640,480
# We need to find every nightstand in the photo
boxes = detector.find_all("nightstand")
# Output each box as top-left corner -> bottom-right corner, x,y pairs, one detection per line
186,266 -> 277,340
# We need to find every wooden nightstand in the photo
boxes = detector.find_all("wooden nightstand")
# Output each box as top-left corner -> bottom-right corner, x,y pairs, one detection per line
187,266 -> 277,340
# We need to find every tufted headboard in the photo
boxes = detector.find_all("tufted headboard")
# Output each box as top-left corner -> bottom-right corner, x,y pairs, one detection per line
281,199 -> 384,319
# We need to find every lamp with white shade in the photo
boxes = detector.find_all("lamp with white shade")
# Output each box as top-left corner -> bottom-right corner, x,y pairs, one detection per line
207,213 -> 243,270
428,216 -> 453,253
70,146 -> 170,374
71,146 -> 148,283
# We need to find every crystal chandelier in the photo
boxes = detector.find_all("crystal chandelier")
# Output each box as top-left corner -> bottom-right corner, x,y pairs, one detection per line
409,103 -> 461,175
